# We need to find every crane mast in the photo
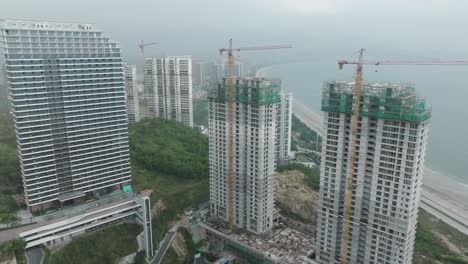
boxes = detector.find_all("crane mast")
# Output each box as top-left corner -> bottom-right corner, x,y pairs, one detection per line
338,50 -> 468,264
340,48 -> 365,264
219,39 -> 291,231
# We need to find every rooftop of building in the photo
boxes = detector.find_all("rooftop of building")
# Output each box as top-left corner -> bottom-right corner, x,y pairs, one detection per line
0,19 -> 97,31
322,80 -> 431,122
146,55 -> 192,61
208,77 -> 282,105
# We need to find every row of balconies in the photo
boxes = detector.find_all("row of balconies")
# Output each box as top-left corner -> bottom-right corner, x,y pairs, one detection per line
6,53 -> 122,60
5,30 -> 104,38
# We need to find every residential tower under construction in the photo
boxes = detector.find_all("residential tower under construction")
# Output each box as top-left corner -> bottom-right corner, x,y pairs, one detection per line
316,81 -> 431,264
208,77 -> 280,234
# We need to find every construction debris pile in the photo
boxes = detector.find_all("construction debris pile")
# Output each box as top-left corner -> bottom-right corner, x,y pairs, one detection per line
232,227 -> 315,264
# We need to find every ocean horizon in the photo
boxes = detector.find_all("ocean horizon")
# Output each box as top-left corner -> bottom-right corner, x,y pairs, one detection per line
259,60 -> 468,184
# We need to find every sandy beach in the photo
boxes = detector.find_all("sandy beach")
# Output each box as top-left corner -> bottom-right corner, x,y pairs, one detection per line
293,100 -> 468,235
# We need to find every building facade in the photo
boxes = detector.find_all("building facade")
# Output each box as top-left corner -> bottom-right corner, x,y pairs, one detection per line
276,91 -> 292,163
315,81 -> 431,264
0,20 -> 132,210
214,59 -> 246,82
124,64 -> 140,123
145,56 -> 193,127
192,60 -> 204,88
208,77 -> 279,234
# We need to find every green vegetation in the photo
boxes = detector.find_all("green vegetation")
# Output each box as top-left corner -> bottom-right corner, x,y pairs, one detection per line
0,66 -> 10,113
130,118 -> 208,180
0,239 -> 26,264
291,115 -> 321,151
193,98 -> 208,126
162,228 -> 216,264
276,163 -> 320,191
46,223 -> 142,264
0,193 -> 19,223
133,251 -> 147,264
130,118 -> 209,246
0,114 -> 21,223
0,114 -> 21,190
413,209 -> 468,264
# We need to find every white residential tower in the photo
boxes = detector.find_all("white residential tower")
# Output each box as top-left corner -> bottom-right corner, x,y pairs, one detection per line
124,64 -> 140,123
145,56 -> 193,127
0,20 -> 132,211
276,91 -> 292,163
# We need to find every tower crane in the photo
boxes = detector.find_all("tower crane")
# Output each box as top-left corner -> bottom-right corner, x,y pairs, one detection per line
219,39 -> 292,231
338,49 -> 468,264
138,40 -> 157,117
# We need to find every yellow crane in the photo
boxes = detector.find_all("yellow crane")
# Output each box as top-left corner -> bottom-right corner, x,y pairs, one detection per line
219,39 -> 291,230
338,49 -> 468,264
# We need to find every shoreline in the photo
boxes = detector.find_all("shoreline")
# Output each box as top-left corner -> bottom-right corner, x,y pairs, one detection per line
293,99 -> 468,235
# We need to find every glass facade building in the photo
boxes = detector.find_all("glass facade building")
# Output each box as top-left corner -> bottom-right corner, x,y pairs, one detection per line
0,20 -> 131,210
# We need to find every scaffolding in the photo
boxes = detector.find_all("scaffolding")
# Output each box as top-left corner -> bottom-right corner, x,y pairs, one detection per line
321,81 -> 431,122
210,78 -> 282,105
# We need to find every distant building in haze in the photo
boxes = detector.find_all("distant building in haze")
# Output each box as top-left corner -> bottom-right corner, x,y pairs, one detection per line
0,19 -> 132,211
192,60 -> 205,88
276,91 -> 292,163
145,56 -> 193,127
208,77 -> 280,234
124,64 -> 140,123
315,81 -> 431,264
214,58 -> 247,82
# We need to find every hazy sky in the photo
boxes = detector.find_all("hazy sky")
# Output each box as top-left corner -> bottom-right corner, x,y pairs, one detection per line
2,0 -> 468,64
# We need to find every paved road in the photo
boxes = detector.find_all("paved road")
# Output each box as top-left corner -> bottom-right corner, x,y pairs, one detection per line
297,147 -> 321,156
151,229 -> 177,264
420,195 -> 468,236
26,247 -> 43,264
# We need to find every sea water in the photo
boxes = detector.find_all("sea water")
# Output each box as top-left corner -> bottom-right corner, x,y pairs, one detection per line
261,60 -> 468,184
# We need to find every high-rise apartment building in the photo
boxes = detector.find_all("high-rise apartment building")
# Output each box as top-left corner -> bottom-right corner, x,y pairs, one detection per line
0,20 -> 132,211
124,64 -> 140,123
145,56 -> 193,127
315,81 -> 431,264
276,91 -> 292,163
0,57 -> 8,112
192,60 -> 204,88
208,77 -> 279,234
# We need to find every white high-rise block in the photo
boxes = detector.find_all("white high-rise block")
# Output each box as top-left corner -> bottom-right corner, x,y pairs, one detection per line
0,19 -> 132,210
124,64 -> 140,123
145,56 -> 193,127
276,91 -> 292,163
316,81 -> 431,264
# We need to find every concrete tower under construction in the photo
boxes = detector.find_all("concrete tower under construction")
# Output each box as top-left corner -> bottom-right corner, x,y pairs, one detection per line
316,81 -> 431,264
208,77 -> 280,234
